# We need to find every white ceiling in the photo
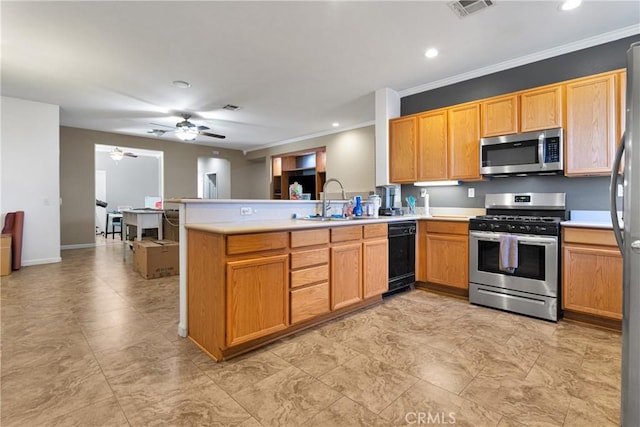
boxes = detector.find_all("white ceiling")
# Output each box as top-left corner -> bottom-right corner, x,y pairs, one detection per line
2,1 -> 639,152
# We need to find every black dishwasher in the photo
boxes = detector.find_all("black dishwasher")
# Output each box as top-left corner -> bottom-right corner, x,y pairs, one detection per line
385,221 -> 416,296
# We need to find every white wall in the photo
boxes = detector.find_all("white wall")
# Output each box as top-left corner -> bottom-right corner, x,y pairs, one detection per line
247,125 -> 376,198
95,150 -> 162,209
1,97 -> 61,265
197,157 -> 231,199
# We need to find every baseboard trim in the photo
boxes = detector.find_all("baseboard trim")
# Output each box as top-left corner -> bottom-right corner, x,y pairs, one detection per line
21,257 -> 62,266
61,243 -> 102,250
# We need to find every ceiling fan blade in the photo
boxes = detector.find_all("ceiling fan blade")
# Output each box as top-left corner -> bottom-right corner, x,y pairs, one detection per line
150,122 -> 175,129
199,131 -> 226,139
124,152 -> 138,158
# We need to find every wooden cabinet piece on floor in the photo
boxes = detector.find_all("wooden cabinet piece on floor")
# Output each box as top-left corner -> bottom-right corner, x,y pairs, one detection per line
565,72 -> 617,176
417,109 -> 448,181
481,94 -> 518,137
448,103 -> 481,181
331,243 -> 362,310
520,84 -> 563,132
226,254 -> 289,347
389,116 -> 417,183
562,227 -> 622,320
419,221 -> 469,290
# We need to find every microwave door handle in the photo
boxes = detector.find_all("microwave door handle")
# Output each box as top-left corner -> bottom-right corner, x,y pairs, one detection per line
538,134 -> 545,167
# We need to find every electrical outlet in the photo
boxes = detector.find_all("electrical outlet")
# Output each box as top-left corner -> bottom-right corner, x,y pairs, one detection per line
468,188 -> 475,198
240,207 -> 252,215
618,184 -> 624,197
420,188 -> 427,197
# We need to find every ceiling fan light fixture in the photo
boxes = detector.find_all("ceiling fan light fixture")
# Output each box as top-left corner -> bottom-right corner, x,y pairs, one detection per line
175,127 -> 198,141
110,148 -> 124,161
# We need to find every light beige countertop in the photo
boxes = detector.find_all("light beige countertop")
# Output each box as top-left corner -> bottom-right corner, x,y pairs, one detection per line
186,215 -> 421,234
561,210 -> 620,230
561,221 -> 615,230
419,215 -> 472,222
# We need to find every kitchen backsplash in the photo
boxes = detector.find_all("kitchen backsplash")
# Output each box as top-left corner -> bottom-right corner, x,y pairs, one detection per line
402,175 -> 615,211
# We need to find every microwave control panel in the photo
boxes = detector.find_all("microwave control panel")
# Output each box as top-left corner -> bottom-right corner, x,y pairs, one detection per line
544,137 -> 561,163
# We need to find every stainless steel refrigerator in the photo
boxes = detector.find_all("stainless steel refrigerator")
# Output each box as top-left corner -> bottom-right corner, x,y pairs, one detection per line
610,41 -> 640,427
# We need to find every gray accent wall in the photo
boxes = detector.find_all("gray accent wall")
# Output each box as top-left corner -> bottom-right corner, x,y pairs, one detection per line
402,35 -> 640,114
399,35 -> 639,212
402,175 -> 614,212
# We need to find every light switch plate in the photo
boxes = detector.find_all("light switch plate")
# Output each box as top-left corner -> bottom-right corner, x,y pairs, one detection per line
240,207 -> 252,215
468,188 -> 475,198
420,188 -> 427,197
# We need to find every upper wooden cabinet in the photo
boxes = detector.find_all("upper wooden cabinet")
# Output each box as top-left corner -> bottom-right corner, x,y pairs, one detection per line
417,109 -> 448,181
565,72 -> 618,176
481,94 -> 519,137
448,103 -> 481,181
480,85 -> 563,137
389,116 -> 417,183
520,84 -> 564,132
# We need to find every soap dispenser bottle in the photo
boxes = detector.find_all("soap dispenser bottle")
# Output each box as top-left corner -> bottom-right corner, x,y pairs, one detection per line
353,196 -> 363,217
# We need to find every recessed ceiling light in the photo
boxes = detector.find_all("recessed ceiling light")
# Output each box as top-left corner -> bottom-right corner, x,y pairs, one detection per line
559,0 -> 581,11
172,80 -> 191,89
425,48 -> 439,59
332,122 -> 340,127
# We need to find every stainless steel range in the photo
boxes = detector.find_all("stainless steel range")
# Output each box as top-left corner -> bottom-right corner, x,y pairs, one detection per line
468,193 -> 567,321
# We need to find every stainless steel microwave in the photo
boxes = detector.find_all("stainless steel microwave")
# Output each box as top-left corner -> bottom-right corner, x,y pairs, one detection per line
480,128 -> 563,176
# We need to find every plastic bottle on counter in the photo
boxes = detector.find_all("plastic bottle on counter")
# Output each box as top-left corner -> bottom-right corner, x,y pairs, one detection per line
353,196 -> 363,217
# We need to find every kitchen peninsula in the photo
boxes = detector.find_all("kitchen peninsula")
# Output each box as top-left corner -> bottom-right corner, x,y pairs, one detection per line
168,199 -> 404,360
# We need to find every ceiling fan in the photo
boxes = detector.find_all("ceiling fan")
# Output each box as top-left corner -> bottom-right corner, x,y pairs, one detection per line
110,147 -> 137,160
149,114 -> 226,141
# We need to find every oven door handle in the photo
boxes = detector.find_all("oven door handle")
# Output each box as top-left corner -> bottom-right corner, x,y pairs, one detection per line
469,231 -> 556,245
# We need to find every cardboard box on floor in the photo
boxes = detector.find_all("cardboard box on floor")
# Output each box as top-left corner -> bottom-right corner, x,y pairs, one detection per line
133,240 -> 179,279
1,234 -> 11,276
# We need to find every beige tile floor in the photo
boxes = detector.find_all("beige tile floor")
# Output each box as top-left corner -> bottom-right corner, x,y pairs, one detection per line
1,237 -> 622,426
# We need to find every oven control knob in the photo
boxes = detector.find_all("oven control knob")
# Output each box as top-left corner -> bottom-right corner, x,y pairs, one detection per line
506,224 -> 514,231
490,223 -> 497,230
479,223 -> 487,230
525,225 -> 531,232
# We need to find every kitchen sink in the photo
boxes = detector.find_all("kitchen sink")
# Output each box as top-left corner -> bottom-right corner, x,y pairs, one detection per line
299,216 -> 352,221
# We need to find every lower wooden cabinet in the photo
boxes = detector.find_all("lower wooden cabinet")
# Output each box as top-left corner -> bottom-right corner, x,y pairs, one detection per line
291,282 -> 330,324
331,243 -> 363,310
188,225 -> 388,361
226,255 -> 289,347
418,220 -> 469,291
363,238 -> 389,298
562,227 -> 622,320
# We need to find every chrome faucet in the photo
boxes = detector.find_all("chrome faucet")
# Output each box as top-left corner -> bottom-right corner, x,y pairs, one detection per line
322,178 -> 346,217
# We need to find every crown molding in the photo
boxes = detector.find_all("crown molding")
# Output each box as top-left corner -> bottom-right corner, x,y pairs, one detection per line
399,25 -> 640,98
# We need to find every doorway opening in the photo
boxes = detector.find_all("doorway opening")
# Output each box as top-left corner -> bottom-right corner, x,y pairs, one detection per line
94,144 -> 164,242
197,157 -> 231,199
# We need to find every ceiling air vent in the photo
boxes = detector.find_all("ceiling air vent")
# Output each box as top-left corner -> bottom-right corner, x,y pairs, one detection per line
223,104 -> 240,111
448,0 -> 494,18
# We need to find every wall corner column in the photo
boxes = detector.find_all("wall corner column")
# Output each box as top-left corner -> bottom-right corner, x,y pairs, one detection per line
375,88 -> 400,187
